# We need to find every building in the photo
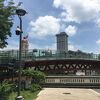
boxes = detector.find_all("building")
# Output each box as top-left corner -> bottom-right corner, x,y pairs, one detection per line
56,32 -> 68,53
21,36 -> 28,52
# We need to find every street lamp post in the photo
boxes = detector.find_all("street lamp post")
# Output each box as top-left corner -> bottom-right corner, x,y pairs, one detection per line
16,8 -> 27,99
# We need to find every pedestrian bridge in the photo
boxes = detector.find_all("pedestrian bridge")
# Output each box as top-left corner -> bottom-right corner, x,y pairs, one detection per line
0,49 -> 99,63
0,49 -> 100,75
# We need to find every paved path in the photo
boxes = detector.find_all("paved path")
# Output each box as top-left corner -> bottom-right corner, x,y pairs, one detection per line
36,88 -> 100,100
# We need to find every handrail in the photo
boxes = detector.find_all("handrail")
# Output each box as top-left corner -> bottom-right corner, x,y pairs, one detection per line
0,49 -> 99,62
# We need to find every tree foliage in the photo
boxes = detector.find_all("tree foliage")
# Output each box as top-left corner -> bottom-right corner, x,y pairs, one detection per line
22,69 -> 45,84
0,0 -> 16,48
30,84 -> 42,92
0,82 -> 13,100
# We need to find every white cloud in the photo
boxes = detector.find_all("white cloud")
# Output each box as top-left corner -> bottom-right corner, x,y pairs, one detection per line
96,39 -> 100,45
95,18 -> 100,27
45,43 -> 56,50
53,0 -> 100,23
0,40 -> 19,50
29,16 -> 60,38
5,45 -> 18,50
65,25 -> 77,36
29,42 -> 56,50
68,44 -> 77,51
29,42 -> 39,49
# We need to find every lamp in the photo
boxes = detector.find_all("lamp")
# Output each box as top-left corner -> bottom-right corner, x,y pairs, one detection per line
15,8 -> 27,99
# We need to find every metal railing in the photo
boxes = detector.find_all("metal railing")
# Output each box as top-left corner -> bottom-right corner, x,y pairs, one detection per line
0,49 -> 99,63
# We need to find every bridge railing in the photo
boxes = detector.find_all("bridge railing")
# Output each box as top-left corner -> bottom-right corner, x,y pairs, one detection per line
0,49 -> 99,63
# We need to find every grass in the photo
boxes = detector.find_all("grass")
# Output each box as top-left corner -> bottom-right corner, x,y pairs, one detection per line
9,90 -> 40,100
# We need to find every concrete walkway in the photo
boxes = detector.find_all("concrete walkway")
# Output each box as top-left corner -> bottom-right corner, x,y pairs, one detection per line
36,88 -> 100,100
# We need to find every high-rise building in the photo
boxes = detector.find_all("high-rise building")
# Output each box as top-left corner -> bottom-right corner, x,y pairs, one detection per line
56,32 -> 68,53
21,36 -> 28,52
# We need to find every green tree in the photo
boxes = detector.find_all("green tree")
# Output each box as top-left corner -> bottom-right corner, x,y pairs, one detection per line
0,82 -> 13,100
22,69 -> 45,84
0,0 -> 16,48
22,69 -> 45,91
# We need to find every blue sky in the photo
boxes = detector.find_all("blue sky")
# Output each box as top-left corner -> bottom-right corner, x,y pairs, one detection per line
3,0 -> 100,54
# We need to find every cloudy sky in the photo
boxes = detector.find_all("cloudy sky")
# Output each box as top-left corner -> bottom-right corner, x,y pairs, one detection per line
3,0 -> 100,53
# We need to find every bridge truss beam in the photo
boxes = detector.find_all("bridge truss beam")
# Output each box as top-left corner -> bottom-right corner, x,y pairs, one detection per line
24,59 -> 100,75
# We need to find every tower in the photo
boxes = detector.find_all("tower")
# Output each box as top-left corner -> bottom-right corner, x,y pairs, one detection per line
21,36 -> 28,52
56,32 -> 68,53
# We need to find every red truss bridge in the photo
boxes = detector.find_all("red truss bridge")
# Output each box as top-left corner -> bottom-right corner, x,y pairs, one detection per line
24,58 -> 100,75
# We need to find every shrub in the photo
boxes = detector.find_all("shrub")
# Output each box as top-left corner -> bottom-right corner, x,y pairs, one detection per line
22,69 -> 45,84
0,82 -> 13,100
30,84 -> 42,92
32,71 -> 45,84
